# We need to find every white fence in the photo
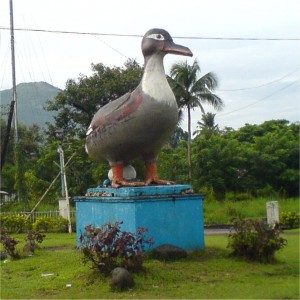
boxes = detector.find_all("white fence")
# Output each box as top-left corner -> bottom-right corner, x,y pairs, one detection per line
0,210 -> 76,222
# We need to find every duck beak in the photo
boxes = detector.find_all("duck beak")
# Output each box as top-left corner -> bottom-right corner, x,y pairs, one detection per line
163,40 -> 193,57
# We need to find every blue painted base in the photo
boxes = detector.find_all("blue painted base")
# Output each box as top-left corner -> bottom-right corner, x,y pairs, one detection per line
74,185 -> 205,250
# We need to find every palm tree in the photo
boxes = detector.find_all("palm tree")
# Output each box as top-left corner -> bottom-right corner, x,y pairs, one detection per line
168,59 -> 224,181
193,112 -> 219,137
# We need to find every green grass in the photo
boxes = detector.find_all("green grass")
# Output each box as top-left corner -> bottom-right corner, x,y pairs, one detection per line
204,197 -> 299,225
1,230 -> 299,299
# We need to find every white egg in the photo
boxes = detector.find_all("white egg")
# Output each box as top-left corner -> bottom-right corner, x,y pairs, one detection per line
108,165 -> 136,181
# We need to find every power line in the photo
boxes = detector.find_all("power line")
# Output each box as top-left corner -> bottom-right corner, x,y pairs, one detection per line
176,36 -> 300,41
218,68 -> 300,91
218,79 -> 300,117
0,26 -> 299,41
93,36 -> 129,59
0,26 -> 142,37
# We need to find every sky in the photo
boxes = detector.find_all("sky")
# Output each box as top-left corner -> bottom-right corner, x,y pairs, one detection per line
0,0 -> 299,133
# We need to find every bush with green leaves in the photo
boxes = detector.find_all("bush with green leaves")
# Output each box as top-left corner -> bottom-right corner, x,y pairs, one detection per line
32,217 -> 52,232
0,214 -> 31,233
226,192 -> 253,202
228,218 -> 287,263
32,216 -> 69,233
79,222 -> 154,275
280,212 -> 300,229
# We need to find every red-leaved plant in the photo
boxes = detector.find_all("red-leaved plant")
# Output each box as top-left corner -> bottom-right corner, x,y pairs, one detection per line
0,233 -> 20,259
79,221 -> 154,274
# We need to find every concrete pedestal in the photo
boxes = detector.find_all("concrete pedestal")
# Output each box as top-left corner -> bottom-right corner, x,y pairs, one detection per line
74,185 -> 205,250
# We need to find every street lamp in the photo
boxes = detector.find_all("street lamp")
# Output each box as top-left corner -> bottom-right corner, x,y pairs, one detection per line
55,129 -> 72,233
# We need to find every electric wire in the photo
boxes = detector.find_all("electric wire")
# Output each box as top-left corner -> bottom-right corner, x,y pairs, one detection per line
218,67 -> 300,91
93,36 -> 129,59
22,18 -> 54,86
36,32 -> 54,86
0,40 -> 11,92
19,31 -> 40,124
0,26 -> 299,41
218,79 -> 299,117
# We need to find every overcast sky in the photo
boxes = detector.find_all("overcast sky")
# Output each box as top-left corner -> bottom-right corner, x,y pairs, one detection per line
0,0 -> 299,132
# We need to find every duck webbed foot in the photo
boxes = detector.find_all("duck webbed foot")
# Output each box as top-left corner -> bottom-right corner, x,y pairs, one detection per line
111,163 -> 144,188
144,160 -> 175,185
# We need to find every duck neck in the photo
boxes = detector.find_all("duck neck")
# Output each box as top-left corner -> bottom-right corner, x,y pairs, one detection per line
143,53 -> 166,76
141,53 -> 175,104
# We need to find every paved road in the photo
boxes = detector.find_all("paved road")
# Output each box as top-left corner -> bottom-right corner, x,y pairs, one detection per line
204,228 -> 231,235
204,228 -> 297,235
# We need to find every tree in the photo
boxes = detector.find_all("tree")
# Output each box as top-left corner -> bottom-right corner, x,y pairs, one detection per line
158,142 -> 189,183
46,59 -> 143,138
168,127 -> 188,148
45,59 -> 144,191
32,137 -> 96,198
1,122 -> 45,203
169,59 -> 224,181
192,134 -> 242,199
223,120 -> 299,197
193,112 -> 219,138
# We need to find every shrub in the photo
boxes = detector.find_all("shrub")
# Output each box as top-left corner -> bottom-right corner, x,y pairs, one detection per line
226,192 -> 253,202
198,186 -> 216,202
280,212 -> 300,229
0,214 -> 31,233
79,221 -> 154,275
51,217 -> 69,233
0,233 -> 20,259
23,230 -> 46,253
32,217 -> 68,233
32,217 -> 53,232
256,185 -> 278,198
228,218 -> 287,263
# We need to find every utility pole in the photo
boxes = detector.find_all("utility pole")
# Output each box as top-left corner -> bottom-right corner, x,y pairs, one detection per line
10,0 -> 18,142
56,129 -> 72,233
9,0 -> 26,203
1,0 -> 17,170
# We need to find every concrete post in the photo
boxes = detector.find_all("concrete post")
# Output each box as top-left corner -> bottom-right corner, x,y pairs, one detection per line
59,199 -> 68,218
266,201 -> 279,226
57,145 -> 72,233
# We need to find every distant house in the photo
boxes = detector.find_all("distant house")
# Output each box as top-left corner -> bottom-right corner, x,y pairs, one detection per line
0,191 -> 10,204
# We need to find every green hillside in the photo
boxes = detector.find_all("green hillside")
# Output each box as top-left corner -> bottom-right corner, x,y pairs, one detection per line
0,82 -> 61,127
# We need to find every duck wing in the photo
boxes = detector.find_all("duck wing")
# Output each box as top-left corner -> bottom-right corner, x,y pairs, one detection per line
86,92 -> 143,136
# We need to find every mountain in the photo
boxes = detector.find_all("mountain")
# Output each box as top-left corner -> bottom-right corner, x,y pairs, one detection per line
0,82 -> 61,127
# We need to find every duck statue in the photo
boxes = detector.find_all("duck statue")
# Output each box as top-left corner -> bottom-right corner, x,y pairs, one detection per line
85,28 -> 193,187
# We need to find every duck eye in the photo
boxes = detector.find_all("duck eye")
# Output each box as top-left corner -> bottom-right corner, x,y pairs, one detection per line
147,33 -> 165,40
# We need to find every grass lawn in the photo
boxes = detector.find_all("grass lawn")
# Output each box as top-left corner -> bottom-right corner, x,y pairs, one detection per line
204,197 -> 299,225
0,230 -> 299,299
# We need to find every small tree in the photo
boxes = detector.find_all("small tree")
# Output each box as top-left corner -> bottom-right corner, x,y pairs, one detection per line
0,233 -> 20,259
79,222 -> 154,275
23,230 -> 46,253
